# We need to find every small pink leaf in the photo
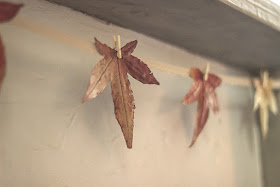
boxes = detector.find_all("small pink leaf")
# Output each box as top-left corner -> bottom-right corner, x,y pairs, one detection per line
182,67 -> 222,147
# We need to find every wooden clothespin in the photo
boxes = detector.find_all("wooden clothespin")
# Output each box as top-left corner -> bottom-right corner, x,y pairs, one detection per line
117,35 -> 122,58
113,35 -> 122,58
262,70 -> 269,87
113,35 -> 117,49
204,63 -> 210,81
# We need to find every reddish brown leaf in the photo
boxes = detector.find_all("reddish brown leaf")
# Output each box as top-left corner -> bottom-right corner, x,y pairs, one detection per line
182,67 -> 222,147
0,2 -> 22,23
83,38 -> 159,148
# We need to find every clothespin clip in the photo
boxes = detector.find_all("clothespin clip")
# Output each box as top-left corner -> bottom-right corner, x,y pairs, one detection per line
204,63 -> 210,81
262,70 -> 269,87
113,35 -> 122,58
113,35 -> 117,49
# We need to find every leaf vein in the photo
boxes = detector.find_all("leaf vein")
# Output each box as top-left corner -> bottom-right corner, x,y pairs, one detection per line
88,56 -> 115,94
117,58 -> 129,137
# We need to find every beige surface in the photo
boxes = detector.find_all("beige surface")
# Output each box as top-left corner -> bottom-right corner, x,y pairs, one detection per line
0,0 -> 263,186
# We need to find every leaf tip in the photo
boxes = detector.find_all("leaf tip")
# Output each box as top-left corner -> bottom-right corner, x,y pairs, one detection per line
82,95 -> 88,103
94,37 -> 100,45
188,138 -> 196,148
18,4 -> 24,8
188,142 -> 195,148
133,40 -> 138,45
94,37 -> 98,45
126,141 -> 133,149
13,4 -> 24,10
262,132 -> 268,140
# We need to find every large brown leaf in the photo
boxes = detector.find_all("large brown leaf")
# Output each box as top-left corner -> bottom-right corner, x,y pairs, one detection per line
0,2 -> 22,90
83,38 -> 159,148
182,67 -> 222,147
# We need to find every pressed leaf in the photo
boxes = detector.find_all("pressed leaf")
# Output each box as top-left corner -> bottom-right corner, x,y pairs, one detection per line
83,38 -> 159,148
0,2 -> 22,23
182,67 -> 221,147
253,72 -> 278,139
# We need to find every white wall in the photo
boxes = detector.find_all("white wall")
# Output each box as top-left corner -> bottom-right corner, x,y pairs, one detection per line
0,0 -> 263,186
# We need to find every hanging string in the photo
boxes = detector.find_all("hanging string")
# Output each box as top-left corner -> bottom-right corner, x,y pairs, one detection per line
9,16 -> 280,89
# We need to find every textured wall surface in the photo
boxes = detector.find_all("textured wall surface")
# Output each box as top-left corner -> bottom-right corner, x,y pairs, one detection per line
261,75 -> 280,187
0,0 -> 263,186
262,111 -> 280,187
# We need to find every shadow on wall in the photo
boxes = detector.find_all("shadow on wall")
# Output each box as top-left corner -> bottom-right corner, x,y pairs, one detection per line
157,74 -> 194,145
80,86 -> 121,149
226,84 -> 261,187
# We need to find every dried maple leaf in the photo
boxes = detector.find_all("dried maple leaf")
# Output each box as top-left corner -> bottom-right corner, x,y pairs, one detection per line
83,38 -> 159,148
253,71 -> 278,139
0,2 -> 22,89
182,67 -> 222,147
